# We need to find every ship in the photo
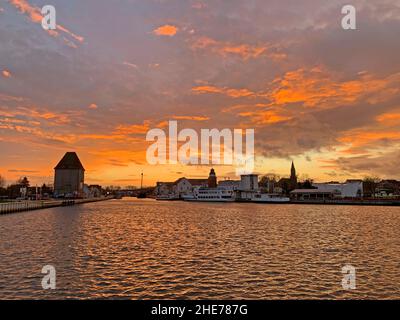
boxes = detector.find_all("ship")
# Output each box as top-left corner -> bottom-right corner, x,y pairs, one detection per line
183,186 -> 235,202
249,192 -> 290,203
156,194 -> 180,201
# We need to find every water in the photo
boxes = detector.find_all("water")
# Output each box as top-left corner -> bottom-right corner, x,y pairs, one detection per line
0,198 -> 399,299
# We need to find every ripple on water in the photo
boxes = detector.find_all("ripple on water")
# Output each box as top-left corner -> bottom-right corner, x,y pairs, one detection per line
0,199 -> 400,299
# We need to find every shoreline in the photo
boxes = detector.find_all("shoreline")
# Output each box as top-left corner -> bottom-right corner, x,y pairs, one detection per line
0,196 -> 114,215
2,196 -> 400,215
156,198 -> 400,207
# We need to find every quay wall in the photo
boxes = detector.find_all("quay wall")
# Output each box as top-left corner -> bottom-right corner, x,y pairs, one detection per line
0,196 -> 114,215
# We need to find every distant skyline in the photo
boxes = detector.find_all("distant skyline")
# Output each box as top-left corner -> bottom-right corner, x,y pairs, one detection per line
1,0 -> 400,186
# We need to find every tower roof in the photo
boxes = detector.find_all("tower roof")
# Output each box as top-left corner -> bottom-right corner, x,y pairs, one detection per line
55,152 -> 85,170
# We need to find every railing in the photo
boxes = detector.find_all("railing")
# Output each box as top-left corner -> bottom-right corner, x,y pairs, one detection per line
0,201 -> 48,214
0,197 -> 114,215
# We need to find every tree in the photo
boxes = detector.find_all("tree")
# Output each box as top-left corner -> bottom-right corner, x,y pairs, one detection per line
299,179 -> 314,189
0,174 -> 5,188
259,174 -> 281,193
18,176 -> 30,188
363,176 -> 380,198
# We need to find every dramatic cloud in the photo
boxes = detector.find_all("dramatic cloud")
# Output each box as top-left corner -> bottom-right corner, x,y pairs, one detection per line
190,36 -> 285,61
153,24 -> 178,36
8,0 -> 84,46
266,68 -> 400,108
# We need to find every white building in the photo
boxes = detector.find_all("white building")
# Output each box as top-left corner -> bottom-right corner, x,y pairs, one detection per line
218,180 -> 241,190
235,174 -> 260,201
312,180 -> 363,198
155,178 -> 208,198
240,174 -> 259,191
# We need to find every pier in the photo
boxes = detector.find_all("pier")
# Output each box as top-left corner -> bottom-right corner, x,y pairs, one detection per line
0,196 -> 114,215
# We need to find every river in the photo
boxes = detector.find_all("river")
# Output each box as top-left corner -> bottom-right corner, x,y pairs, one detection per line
0,198 -> 399,299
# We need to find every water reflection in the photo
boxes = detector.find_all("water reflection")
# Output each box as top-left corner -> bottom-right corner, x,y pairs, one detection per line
0,198 -> 399,299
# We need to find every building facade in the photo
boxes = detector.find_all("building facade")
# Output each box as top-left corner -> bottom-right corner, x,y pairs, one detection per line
239,174 -> 259,191
312,180 -> 363,198
277,161 -> 298,194
155,177 -> 208,198
208,168 -> 217,188
54,152 -> 85,198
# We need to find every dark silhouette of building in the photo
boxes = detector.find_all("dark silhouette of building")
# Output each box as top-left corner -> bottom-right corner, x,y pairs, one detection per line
277,161 -> 298,194
208,168 -> 217,188
290,161 -> 297,190
54,152 -> 85,198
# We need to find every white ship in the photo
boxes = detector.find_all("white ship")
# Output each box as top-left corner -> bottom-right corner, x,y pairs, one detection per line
249,192 -> 290,203
184,186 -> 235,202
156,194 -> 180,201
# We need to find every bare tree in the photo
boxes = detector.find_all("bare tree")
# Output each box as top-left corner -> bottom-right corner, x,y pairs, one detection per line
363,176 -> 381,198
0,174 -> 5,188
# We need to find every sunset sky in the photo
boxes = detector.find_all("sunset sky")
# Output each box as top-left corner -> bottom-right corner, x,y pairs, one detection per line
1,0 -> 400,187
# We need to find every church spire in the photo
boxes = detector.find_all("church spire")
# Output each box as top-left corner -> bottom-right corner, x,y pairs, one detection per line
291,161 -> 296,177
290,161 -> 297,189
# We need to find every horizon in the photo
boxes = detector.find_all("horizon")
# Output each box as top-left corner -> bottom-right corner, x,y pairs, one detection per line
1,0 -> 400,186
0,152 -> 382,188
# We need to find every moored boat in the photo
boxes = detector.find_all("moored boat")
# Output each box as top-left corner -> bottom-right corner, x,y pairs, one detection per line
184,186 -> 235,202
250,193 -> 290,203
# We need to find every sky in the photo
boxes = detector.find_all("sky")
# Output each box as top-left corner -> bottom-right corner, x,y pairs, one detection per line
1,0 -> 400,187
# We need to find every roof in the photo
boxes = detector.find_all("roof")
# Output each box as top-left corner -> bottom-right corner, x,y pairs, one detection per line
173,178 -> 208,185
157,182 -> 174,186
313,182 -> 362,197
290,189 -> 332,194
187,179 -> 208,185
54,152 -> 85,170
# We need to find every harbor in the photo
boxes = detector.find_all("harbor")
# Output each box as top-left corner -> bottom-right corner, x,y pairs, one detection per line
154,166 -> 400,207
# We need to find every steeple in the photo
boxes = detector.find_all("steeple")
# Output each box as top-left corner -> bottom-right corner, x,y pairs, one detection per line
291,161 -> 296,179
290,161 -> 297,190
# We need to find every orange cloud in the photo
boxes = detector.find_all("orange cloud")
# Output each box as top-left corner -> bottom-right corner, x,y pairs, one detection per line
191,85 -> 224,95
220,44 -> 266,59
192,85 -> 256,98
172,115 -> 210,121
9,0 -> 84,45
56,24 -> 84,43
153,24 -> 178,36
376,112 -> 400,125
191,36 -> 285,61
114,121 -> 151,135
238,109 -> 292,125
2,70 -> 11,78
225,88 -> 255,98
267,68 -> 400,108
9,0 -> 42,22
338,130 -> 400,153
88,103 -> 98,110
